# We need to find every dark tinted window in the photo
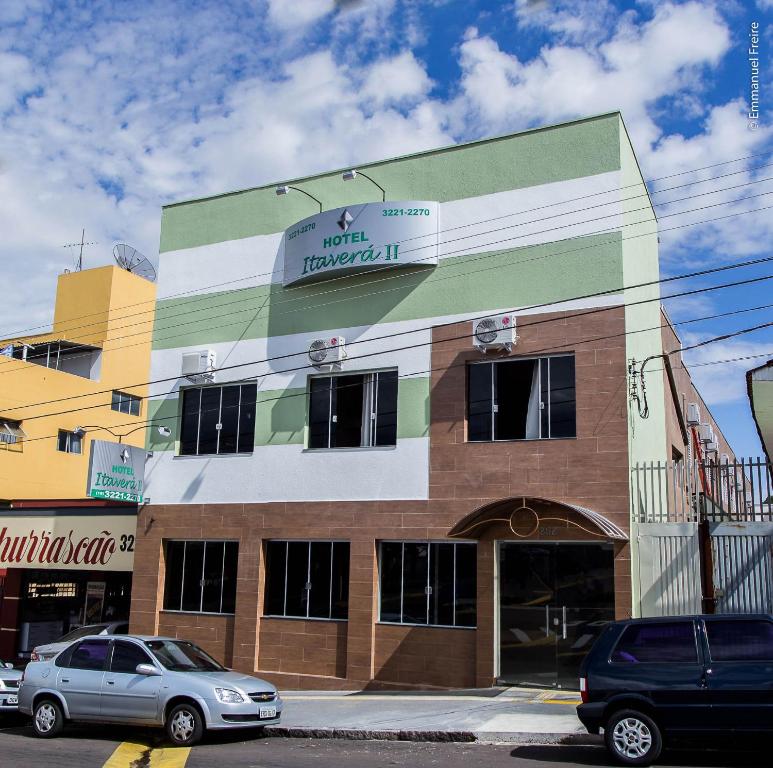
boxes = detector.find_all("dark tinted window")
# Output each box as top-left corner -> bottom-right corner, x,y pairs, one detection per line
163,541 -> 186,611
375,370 -> 398,447
55,644 -> 76,668
110,641 -> 153,673
548,356 -> 576,438
379,542 -> 403,623
468,356 -> 576,442
309,372 -> 397,449
379,541 -> 476,627
180,388 -> 201,456
68,639 -> 110,671
611,622 -> 698,664
163,540 -> 238,614
179,383 -> 257,456
706,620 -> 773,662
468,363 -> 492,441
263,540 -> 350,620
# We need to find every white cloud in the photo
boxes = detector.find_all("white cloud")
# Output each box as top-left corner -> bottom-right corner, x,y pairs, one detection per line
452,1 -> 731,148
360,50 -> 433,107
513,0 -> 620,44
681,336 -> 773,405
266,0 -> 335,30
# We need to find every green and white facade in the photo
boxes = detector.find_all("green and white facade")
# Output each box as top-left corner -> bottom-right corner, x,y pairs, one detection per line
132,113 -> 687,690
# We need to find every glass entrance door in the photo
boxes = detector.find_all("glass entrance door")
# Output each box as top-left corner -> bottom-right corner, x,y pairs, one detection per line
498,542 -> 615,688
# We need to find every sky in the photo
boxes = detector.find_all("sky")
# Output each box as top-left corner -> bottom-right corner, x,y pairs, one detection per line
0,0 -> 771,457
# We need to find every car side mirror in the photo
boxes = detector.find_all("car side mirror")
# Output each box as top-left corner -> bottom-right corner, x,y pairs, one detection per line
135,663 -> 161,676
4,662 -> 13,669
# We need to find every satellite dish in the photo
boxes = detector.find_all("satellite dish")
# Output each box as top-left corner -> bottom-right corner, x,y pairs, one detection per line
113,244 -> 157,282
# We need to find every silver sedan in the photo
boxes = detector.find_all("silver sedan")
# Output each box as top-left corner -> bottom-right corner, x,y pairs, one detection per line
18,635 -> 282,745
0,659 -> 22,712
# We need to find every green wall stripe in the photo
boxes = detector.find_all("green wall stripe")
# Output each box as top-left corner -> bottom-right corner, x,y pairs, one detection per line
159,115 -> 620,253
152,233 -> 624,350
145,377 -> 431,452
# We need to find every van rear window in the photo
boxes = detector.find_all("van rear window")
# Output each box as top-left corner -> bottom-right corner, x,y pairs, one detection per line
610,622 -> 697,663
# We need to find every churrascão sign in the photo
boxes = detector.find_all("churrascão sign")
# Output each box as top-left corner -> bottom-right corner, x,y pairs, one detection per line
87,440 -> 146,503
282,201 -> 439,286
0,513 -> 137,571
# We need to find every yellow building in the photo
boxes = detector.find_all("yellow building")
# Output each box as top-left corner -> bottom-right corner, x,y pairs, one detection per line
0,265 -> 155,660
0,265 -> 156,499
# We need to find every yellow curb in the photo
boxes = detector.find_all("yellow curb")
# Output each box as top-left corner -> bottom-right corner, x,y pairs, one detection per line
102,742 -> 151,768
149,746 -> 192,767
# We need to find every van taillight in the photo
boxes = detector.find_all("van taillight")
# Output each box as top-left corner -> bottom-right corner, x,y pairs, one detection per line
579,676 -> 588,703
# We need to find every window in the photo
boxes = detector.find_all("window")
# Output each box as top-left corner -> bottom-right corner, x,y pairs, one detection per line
610,621 -> 698,664
264,540 -> 350,619
66,639 -> 110,671
379,542 -> 477,627
162,540 -> 239,614
0,418 -> 26,446
468,355 -> 576,441
110,640 -> 154,673
111,390 -> 141,416
706,620 -> 773,662
57,429 -> 82,454
179,382 -> 257,456
309,370 -> 397,449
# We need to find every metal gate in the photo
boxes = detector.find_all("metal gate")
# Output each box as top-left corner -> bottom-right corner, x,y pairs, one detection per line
637,523 -> 702,616
711,522 -> 773,614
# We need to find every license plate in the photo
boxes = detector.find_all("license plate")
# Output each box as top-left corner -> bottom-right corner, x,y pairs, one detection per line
7,695 -> 17,705
259,706 -> 276,719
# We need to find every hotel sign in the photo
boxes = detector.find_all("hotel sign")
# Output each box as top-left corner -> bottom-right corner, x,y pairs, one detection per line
282,201 -> 439,286
87,440 -> 146,503
0,513 -> 137,571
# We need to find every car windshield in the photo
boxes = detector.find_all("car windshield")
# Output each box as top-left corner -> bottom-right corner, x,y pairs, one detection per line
58,624 -> 110,642
144,640 -> 226,672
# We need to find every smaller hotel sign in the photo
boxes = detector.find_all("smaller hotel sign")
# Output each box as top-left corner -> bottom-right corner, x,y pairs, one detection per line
282,201 -> 439,286
87,440 -> 146,504
0,513 -> 137,571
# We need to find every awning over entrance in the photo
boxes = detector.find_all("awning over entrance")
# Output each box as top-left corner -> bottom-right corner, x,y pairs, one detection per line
448,497 -> 628,541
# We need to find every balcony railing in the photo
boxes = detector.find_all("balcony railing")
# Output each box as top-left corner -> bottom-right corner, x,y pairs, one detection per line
632,457 -> 773,524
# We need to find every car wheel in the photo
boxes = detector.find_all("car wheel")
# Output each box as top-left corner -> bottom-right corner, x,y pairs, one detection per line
605,709 -> 663,766
32,699 -> 64,739
166,702 -> 204,746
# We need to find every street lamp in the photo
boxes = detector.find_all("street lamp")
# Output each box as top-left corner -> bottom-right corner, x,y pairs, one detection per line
275,185 -> 323,212
73,424 -> 171,443
342,169 -> 386,202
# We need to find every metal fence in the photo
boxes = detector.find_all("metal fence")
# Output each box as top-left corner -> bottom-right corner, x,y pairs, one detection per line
632,457 -> 773,524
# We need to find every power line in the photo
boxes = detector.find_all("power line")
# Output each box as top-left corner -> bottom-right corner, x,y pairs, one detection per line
7,266 -> 773,425
15,317 -> 773,449
2,151 -> 770,345
2,182 -> 772,377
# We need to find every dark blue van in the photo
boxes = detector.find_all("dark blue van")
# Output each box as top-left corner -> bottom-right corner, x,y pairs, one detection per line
577,614 -> 773,765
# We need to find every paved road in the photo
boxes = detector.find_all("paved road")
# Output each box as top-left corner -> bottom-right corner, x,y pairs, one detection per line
0,718 -> 766,768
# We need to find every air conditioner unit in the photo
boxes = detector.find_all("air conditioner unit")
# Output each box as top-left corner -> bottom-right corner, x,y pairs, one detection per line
472,314 -> 517,352
699,423 -> 715,444
686,402 -> 701,426
720,453 -> 729,464
181,349 -> 216,382
705,440 -> 718,454
308,336 -> 346,368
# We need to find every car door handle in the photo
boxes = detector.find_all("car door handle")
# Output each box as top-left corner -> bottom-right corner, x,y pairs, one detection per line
106,680 -> 115,685
61,678 -> 69,683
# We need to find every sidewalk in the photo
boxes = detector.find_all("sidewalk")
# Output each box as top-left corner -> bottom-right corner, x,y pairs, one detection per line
266,687 -> 595,744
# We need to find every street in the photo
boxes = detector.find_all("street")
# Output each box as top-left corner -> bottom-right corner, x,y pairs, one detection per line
0,718 -> 766,768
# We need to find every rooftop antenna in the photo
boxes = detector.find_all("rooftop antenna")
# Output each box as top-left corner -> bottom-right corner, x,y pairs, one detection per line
62,228 -> 97,272
113,243 -> 157,282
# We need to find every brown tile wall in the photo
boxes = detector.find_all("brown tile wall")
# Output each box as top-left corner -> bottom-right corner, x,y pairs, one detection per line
157,612 -> 235,667
131,306 -> 635,689
258,618 -> 347,678
373,624 -> 476,688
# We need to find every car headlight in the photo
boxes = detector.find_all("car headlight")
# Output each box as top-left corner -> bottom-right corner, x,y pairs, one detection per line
215,688 -> 245,704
